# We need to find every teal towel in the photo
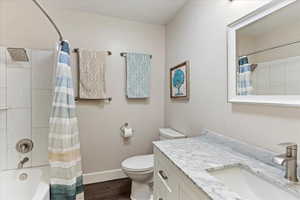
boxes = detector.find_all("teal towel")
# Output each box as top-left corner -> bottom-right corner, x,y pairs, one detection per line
126,53 -> 151,98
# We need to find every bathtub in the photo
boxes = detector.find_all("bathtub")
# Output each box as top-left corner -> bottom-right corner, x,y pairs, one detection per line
0,166 -> 50,200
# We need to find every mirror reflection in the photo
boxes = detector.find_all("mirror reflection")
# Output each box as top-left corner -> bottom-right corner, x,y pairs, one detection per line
236,1 -> 300,96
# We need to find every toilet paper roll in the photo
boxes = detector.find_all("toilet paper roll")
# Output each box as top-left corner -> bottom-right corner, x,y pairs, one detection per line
123,128 -> 133,138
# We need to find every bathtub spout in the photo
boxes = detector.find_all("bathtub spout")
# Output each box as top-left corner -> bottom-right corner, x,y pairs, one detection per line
18,157 -> 29,169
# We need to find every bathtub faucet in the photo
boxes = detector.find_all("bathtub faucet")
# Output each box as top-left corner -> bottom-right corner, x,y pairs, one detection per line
18,157 -> 29,169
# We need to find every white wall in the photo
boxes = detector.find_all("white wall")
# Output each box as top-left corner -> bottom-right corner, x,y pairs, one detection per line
165,0 -> 300,154
0,0 -> 165,177
237,34 -> 257,58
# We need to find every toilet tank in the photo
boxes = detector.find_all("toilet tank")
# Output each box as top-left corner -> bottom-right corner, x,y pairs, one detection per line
159,128 -> 186,140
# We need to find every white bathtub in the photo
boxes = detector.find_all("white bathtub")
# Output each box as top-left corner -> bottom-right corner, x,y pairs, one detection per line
0,166 -> 50,200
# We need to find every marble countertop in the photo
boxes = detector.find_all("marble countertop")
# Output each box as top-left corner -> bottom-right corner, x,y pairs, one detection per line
153,130 -> 300,200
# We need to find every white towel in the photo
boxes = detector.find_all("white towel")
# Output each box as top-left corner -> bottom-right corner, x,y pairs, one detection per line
78,49 -> 107,99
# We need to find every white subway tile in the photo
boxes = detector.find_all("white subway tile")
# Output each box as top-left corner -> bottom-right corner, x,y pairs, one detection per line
0,64 -> 6,88
32,90 -> 52,128
269,85 -> 285,95
0,88 -> 6,107
0,128 -> 7,170
7,67 -> 31,108
32,127 -> 49,167
286,81 -> 300,95
0,47 -> 5,64
269,64 -> 285,86
0,111 -> 6,130
7,109 -> 31,148
286,62 -> 300,83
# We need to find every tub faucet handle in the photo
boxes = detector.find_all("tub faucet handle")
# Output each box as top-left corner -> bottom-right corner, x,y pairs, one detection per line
18,157 -> 29,169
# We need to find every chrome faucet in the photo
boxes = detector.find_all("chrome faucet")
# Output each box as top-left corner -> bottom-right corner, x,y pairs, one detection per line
273,143 -> 298,182
18,157 -> 29,169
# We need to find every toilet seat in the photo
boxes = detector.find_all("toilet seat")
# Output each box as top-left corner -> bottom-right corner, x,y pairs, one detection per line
122,154 -> 154,172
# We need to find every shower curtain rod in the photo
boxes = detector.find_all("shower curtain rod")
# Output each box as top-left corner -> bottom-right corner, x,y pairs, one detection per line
32,0 -> 63,41
240,39 -> 300,58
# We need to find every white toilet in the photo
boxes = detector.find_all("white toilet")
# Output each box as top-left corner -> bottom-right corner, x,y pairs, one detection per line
121,128 -> 186,200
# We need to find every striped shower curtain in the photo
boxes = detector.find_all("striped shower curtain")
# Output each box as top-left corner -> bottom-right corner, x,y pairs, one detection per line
49,41 -> 84,200
237,56 -> 253,95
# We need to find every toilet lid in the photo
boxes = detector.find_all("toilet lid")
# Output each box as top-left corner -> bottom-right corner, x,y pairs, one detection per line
122,154 -> 154,172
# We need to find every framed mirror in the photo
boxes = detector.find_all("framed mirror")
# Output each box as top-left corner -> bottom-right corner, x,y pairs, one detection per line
227,0 -> 300,106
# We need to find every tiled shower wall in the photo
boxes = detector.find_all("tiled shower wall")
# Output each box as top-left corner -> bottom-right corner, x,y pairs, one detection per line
0,47 -> 7,171
252,56 -> 300,95
0,47 -> 54,170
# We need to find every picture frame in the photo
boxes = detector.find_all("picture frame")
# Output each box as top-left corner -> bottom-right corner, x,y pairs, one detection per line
170,61 -> 190,99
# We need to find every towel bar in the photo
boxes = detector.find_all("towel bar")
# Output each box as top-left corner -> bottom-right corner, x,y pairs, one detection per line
120,52 -> 152,59
73,48 -> 112,56
75,97 -> 112,102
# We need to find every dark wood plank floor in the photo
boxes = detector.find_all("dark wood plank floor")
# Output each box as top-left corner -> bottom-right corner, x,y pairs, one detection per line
84,178 -> 131,200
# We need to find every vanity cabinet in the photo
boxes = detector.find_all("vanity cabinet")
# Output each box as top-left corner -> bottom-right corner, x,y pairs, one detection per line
153,147 -> 210,200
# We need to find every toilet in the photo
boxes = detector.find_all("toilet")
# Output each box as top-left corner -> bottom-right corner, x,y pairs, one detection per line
121,128 -> 186,200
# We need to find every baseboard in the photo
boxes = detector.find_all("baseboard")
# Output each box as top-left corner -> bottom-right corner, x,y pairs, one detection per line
83,169 -> 127,185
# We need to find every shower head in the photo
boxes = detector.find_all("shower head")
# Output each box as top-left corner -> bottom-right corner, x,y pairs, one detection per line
7,48 -> 29,62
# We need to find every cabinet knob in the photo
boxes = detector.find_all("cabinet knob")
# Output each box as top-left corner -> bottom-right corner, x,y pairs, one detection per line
159,170 -> 168,180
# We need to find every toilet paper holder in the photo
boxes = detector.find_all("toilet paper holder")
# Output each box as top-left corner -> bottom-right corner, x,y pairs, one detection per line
120,122 -> 134,135
120,122 -> 130,132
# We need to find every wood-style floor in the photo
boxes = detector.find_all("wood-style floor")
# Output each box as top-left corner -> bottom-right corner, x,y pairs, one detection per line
84,178 -> 131,200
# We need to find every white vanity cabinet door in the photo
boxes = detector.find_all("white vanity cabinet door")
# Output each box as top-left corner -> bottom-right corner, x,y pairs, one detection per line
179,186 -> 199,200
154,153 -> 167,200
179,181 -> 210,200
154,146 -> 210,200
154,176 -> 167,200
154,153 -> 179,200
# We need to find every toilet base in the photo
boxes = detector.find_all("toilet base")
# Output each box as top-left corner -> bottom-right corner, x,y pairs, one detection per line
130,181 -> 153,200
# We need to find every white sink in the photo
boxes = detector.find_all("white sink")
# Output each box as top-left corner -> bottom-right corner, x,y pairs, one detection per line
208,166 -> 299,200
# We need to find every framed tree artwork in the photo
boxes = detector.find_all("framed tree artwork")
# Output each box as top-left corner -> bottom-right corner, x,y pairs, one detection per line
170,61 -> 190,99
